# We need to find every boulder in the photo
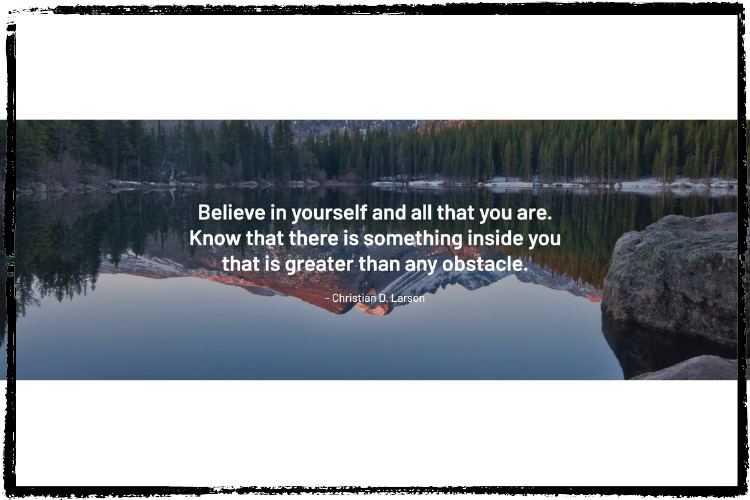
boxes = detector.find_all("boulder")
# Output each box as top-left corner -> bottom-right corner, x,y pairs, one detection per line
601,213 -> 738,348
600,312 -> 736,379
632,355 -> 737,380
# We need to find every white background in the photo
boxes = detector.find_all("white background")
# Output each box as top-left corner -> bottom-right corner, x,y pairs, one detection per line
5,10 -> 744,491
11,14 -> 738,119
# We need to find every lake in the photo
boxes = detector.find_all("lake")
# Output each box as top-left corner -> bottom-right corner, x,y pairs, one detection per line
14,186 -> 738,379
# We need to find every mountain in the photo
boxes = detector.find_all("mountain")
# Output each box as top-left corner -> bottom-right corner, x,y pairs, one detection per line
144,120 -> 424,140
98,237 -> 602,316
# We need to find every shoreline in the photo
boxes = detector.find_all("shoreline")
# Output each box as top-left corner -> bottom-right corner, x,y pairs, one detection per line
16,178 -> 741,198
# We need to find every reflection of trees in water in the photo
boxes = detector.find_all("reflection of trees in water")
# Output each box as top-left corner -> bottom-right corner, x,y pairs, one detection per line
16,194 -> 109,317
15,191 -> 192,317
15,188 -> 738,315
485,189 -> 737,288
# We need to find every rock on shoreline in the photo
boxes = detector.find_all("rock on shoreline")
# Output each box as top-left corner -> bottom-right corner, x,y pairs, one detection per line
601,212 -> 738,348
599,312 -> 736,379
632,355 -> 737,380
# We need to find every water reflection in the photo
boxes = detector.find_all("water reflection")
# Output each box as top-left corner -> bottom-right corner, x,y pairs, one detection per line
600,312 -> 735,379
15,186 -> 739,379
96,241 -> 603,317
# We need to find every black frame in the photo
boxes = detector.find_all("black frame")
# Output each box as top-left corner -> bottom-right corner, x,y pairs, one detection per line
4,3 -> 747,496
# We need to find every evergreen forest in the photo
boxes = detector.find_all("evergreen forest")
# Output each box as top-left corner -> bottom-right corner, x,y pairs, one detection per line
16,120 -> 742,186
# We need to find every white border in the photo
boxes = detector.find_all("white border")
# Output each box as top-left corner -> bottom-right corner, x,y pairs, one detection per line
9,11 -> 743,490
16,381 -> 740,486
12,14 -> 738,120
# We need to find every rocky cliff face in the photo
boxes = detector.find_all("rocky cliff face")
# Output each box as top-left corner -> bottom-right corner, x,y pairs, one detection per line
601,213 -> 738,348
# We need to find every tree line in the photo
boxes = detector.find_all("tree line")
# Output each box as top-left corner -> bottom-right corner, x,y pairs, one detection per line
16,120 -> 741,185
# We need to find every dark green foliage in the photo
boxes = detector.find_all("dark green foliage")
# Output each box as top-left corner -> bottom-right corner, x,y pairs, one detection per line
16,120 -> 740,184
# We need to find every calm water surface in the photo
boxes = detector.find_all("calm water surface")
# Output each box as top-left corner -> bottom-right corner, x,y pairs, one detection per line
15,186 -> 737,379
